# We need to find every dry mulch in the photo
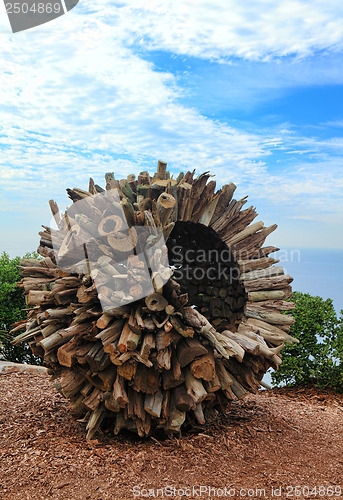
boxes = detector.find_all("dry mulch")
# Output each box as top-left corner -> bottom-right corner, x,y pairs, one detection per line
0,373 -> 342,500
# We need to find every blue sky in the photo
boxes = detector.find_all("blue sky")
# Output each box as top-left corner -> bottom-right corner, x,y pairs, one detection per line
0,0 -> 343,256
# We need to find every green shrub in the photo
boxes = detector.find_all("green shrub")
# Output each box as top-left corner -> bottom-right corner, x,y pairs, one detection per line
272,292 -> 343,392
0,251 -> 41,364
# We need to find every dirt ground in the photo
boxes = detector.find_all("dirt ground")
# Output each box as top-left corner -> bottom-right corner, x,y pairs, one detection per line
0,373 -> 342,500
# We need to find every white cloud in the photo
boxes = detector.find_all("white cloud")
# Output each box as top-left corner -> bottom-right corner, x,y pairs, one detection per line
0,8 -> 272,202
115,0 -> 343,61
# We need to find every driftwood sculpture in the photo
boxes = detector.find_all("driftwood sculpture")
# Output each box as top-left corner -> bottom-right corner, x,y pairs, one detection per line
12,161 -> 297,439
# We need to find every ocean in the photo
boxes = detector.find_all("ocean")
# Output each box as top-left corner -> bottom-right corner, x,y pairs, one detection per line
276,247 -> 343,313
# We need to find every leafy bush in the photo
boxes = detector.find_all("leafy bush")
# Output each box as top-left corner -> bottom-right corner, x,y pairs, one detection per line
272,292 -> 343,392
0,251 -> 41,364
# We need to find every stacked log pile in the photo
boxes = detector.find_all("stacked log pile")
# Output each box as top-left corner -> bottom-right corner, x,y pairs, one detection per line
12,161 -> 298,439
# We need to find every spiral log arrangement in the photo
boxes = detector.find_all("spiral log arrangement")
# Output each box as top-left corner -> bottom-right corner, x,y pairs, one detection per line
12,161 -> 298,439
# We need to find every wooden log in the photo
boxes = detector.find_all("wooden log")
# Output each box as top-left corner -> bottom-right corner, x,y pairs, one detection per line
234,328 -> 283,365
231,225 -> 278,259
243,274 -> 293,292
112,374 -> 129,408
177,182 -> 192,221
237,257 -> 280,273
160,390 -> 171,424
190,352 -> 216,381
83,388 -> 102,411
26,290 -> 54,306
117,359 -> 137,380
86,342 -> 111,372
126,327 -> 141,351
244,304 -> 295,326
219,206 -> 258,241
107,227 -> 138,254
251,300 -> 295,311
155,330 -> 179,351
184,368 -> 208,404
95,319 -> 125,345
224,358 -> 261,393
119,179 -> 136,203
118,322 -> 133,353
156,346 -> 172,370
240,266 -> 284,282
53,288 -> 78,306
81,382 -> 95,398
155,160 -> 168,180
210,183 -> 236,226
221,330 -> 260,356
57,338 -> 80,367
96,314 -> 113,329
12,325 -> 41,345
165,396 -> 186,433
72,343 -> 95,366
145,293 -> 168,312
157,192 -> 176,226
183,173 -> 211,221
182,307 -> 244,362
151,179 -> 175,201
113,412 -> 126,435
131,365 -> 160,394
247,289 -> 292,302
39,257 -> 58,269
20,266 -> 59,278
170,315 -> 194,338
86,406 -> 105,440
211,197 -> 247,233
177,338 -> 208,367
163,222 -> 175,241
19,277 -> 55,293
163,351 -> 184,389
241,318 -> 299,345
97,367 -> 117,391
194,403 -> 206,425
198,191 -> 221,226
140,333 -> 155,362
105,393 -> 121,413
144,390 -> 163,418
225,372 -> 249,399
121,198 -> 135,227
173,384 -> 196,411
76,284 -> 98,304
19,258 -> 43,268
69,393 -> 86,418
215,359 -> 233,390
203,371 -> 221,393
104,172 -> 118,190
225,221 -> 264,246
191,180 -> 216,223
40,323 -> 90,353
10,319 -> 29,334
61,371 -> 85,399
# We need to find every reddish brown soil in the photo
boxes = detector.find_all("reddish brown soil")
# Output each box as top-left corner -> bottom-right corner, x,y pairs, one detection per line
0,373 -> 342,500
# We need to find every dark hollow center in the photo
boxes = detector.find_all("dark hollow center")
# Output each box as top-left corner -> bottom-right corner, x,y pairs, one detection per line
167,221 -> 246,332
